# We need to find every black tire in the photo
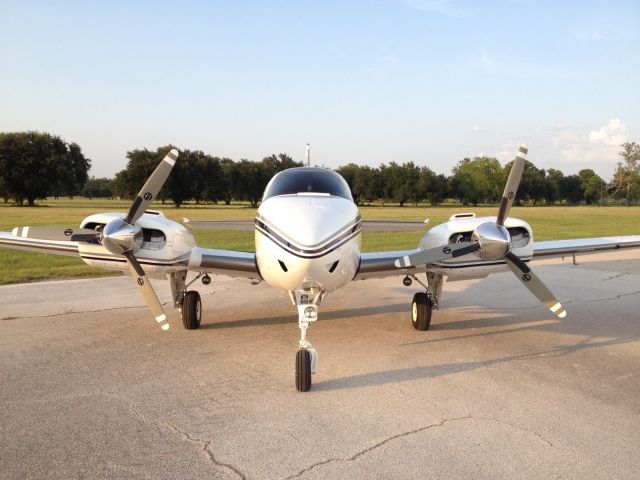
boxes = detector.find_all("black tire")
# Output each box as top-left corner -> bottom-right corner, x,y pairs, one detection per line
296,349 -> 312,392
411,292 -> 432,331
182,291 -> 202,330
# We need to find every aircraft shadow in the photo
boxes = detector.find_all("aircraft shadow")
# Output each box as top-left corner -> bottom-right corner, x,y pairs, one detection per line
313,337 -> 637,392
200,302 -> 407,330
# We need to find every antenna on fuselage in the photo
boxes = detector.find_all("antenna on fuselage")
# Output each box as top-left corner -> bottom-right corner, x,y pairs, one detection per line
305,143 -> 310,167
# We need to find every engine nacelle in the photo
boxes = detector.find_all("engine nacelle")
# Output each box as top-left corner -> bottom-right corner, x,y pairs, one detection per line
77,212 -> 196,277
418,213 -> 534,280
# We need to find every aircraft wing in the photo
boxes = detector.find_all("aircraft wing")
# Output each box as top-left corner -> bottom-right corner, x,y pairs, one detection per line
354,249 -> 425,280
531,235 -> 640,260
189,247 -> 261,280
0,230 -> 80,257
354,235 -> 640,281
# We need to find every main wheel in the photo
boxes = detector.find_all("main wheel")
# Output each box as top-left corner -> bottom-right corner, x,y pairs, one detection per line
295,349 -> 312,392
182,291 -> 202,330
411,292 -> 432,331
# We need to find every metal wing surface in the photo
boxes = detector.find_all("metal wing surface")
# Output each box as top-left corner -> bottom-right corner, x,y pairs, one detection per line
354,235 -> 640,280
0,230 -> 80,257
532,235 -> 640,259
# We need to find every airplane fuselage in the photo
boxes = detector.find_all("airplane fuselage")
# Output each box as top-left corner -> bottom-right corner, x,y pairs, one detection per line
255,194 -> 362,292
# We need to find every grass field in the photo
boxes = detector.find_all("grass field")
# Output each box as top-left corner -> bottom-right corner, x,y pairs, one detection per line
2,198 -> 640,285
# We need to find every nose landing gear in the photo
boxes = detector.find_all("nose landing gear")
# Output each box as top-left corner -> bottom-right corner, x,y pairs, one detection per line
292,289 -> 323,392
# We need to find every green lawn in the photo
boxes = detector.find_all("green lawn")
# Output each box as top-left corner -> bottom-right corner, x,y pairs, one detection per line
1,198 -> 639,285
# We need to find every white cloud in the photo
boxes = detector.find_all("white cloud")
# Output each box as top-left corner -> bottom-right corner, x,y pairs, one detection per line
588,118 -> 627,146
550,119 -> 628,176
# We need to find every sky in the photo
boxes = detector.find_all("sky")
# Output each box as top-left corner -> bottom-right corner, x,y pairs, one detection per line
1,0 -> 638,180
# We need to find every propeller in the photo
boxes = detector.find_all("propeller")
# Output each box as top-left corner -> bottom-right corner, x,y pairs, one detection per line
11,148 -> 179,330
395,145 -> 567,318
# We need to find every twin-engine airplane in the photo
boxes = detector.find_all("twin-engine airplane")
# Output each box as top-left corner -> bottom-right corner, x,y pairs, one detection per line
2,146 -> 640,391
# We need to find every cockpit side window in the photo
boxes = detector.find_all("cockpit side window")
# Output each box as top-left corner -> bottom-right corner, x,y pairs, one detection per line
262,168 -> 354,202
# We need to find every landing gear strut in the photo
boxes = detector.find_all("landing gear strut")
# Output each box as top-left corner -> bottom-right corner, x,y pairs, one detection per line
291,289 -> 322,392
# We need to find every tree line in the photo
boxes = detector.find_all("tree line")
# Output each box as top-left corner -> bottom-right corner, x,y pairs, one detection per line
1,131 -> 639,207
0,132 -> 91,206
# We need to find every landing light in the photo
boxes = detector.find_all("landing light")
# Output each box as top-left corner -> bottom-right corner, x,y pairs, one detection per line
304,306 -> 317,319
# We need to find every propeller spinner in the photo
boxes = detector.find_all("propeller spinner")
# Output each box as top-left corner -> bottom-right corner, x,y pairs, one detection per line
395,145 -> 566,319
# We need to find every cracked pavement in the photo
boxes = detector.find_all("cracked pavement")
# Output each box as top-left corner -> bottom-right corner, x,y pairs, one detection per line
1,250 -> 640,479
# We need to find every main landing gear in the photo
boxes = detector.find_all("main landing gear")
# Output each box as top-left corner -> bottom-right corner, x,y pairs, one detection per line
403,272 -> 443,332
169,270 -> 207,330
291,289 -> 322,392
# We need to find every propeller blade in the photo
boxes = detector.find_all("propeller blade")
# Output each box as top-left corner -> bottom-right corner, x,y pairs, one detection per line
123,251 -> 170,331
124,148 -> 179,225
11,226 -> 101,242
496,145 -> 527,226
504,252 -> 566,318
395,242 -> 480,268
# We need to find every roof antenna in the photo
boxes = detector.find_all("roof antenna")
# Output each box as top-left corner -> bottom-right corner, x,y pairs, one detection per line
305,143 -> 310,167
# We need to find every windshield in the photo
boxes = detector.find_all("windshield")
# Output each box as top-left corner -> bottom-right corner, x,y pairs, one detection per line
262,167 -> 354,202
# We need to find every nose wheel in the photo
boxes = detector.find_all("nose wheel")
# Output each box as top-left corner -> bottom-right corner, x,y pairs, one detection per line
296,349 -> 312,392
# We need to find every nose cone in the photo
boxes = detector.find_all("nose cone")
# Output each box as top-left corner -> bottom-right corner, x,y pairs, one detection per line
473,222 -> 510,260
102,218 -> 143,254
257,195 -> 360,252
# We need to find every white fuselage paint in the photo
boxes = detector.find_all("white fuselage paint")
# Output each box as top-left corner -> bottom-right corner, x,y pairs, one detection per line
255,194 -> 362,291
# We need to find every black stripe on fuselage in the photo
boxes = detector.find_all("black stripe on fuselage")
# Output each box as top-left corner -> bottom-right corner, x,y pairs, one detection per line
254,214 -> 361,249
255,225 -> 361,259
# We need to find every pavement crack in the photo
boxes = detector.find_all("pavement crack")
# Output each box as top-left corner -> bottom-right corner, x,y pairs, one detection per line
473,416 -> 554,447
565,289 -> 640,305
130,403 -> 246,479
487,289 -> 640,312
602,273 -> 630,282
285,413 -> 554,479
284,416 -> 472,479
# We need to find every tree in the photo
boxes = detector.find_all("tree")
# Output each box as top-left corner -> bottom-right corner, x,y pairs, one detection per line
610,142 -> 640,206
511,160 -> 545,205
558,175 -> 583,204
544,169 -> 563,205
82,177 -> 114,199
578,169 -> 605,205
230,159 -> 270,207
0,131 -> 90,206
429,173 -> 448,205
452,156 -> 502,205
336,164 -> 361,204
